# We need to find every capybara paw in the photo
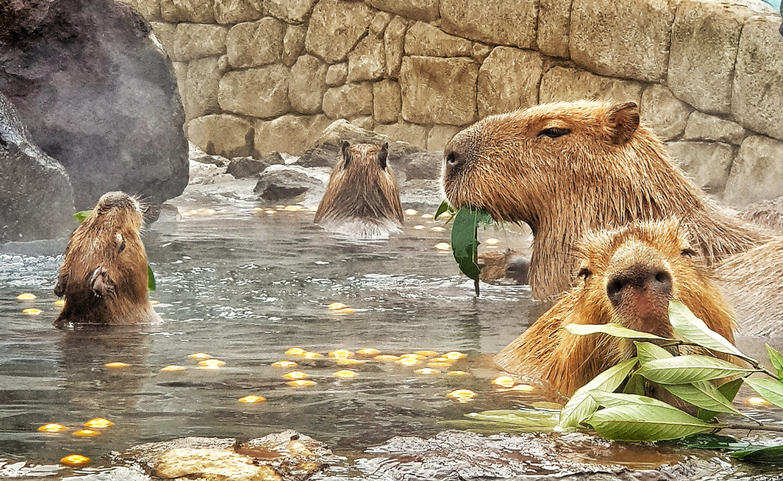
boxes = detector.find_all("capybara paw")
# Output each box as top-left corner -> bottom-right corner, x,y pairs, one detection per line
90,267 -> 115,298
53,272 -> 67,297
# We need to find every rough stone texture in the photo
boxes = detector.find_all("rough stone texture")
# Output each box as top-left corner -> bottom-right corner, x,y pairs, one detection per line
440,0 -> 538,49
187,114 -> 253,158
290,55 -> 328,114
471,42 -> 493,62
219,66 -> 290,119
322,83 -> 374,119
478,47 -> 543,118
326,63 -> 348,87
404,22 -> 473,57
374,121 -> 427,150
214,0 -> 262,24
668,0 -> 749,114
183,56 -> 221,122
226,17 -> 285,68
0,0 -> 188,210
350,116 -> 374,131
282,24 -> 308,66
384,16 -> 408,78
365,0 -> 439,22
400,56 -> 479,125
370,11 -> 393,35
404,151 -> 442,180
427,125 -> 461,152
267,0 -> 318,23
171,23 -> 228,62
254,114 -> 332,156
122,0 -> 162,20
0,93 -> 76,242
539,67 -> 644,105
538,0 -> 572,58
149,21 -> 176,54
640,84 -> 692,141
724,135 -> 783,205
570,0 -> 674,82
732,15 -> 783,142
666,141 -> 734,195
684,112 -> 746,145
347,32 -> 385,82
254,165 -> 324,201
161,0 -> 215,23
227,153 -> 284,178
155,448 -> 279,480
373,80 -> 402,124
305,0 -> 373,63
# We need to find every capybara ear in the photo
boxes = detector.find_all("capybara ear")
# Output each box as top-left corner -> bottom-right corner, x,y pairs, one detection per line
378,142 -> 389,170
605,102 -> 640,145
340,141 -> 351,166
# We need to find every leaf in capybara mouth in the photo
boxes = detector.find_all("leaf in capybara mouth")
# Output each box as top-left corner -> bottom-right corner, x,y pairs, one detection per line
449,206 -> 493,294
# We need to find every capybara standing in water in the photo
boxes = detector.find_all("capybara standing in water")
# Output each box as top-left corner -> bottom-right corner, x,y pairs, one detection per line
495,220 -> 736,397
54,191 -> 161,328
478,250 -> 530,285
315,141 -> 404,239
442,100 -> 771,301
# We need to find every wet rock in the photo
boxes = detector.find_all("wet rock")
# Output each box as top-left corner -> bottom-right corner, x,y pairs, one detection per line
182,56 -> 222,122
227,153 -> 284,179
254,165 -> 324,201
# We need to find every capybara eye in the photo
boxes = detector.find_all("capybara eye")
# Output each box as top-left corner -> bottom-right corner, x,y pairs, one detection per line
537,128 -> 571,139
577,267 -> 592,280
446,152 -> 457,165
680,248 -> 697,257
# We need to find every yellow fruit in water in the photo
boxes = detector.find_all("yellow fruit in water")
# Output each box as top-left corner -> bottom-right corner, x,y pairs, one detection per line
54,299 -> 65,307
303,352 -> 323,359
396,357 -> 420,366
104,362 -> 130,369
357,348 -> 380,356
511,384 -> 534,392
287,380 -> 316,387
747,397 -> 770,406
84,418 -> 113,429
22,308 -> 42,316
333,370 -> 357,378
60,454 -> 91,467
329,349 -> 353,359
336,358 -> 366,366
415,368 -> 440,375
283,371 -> 308,380
446,371 -> 469,376
37,423 -> 67,433
431,227 -> 445,232
198,359 -> 225,369
434,243 -> 450,251
188,353 -> 211,360
427,362 -> 452,369
16,293 -> 36,300
492,376 -> 516,388
485,238 -> 500,245
271,361 -> 297,368
239,395 -> 266,403
374,355 -> 399,362
404,209 -> 418,216
72,429 -> 101,437
444,351 -> 466,360
160,365 -> 186,372
328,302 -> 346,310
446,389 -> 476,400
285,347 -> 305,356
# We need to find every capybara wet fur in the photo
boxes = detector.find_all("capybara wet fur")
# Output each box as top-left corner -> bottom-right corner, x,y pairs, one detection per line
54,191 -> 161,328
478,249 -> 530,285
314,141 -> 404,239
495,220 -> 736,398
442,100 -> 771,300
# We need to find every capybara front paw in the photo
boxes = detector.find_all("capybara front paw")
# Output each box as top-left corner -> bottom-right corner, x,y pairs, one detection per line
90,267 -> 115,298
53,272 -> 67,297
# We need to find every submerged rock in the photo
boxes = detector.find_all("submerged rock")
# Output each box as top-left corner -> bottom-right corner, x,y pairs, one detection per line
253,165 -> 326,202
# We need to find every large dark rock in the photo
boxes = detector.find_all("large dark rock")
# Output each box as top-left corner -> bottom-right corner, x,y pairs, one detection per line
0,0 -> 188,210
0,92 -> 75,242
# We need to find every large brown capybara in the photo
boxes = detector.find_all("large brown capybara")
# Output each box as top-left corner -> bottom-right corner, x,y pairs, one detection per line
442,100 -> 771,301
314,141 -> 404,239
54,191 -> 161,328
495,220 -> 736,398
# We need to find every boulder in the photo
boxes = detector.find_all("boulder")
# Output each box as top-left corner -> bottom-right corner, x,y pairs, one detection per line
187,114 -> 253,158
403,22 -> 473,57
537,0 -> 572,58
724,135 -> 783,205
683,112 -> 746,145
365,0 -> 439,22
254,114 -> 333,156
322,83 -> 374,120
373,79 -> 402,124
227,153 -> 284,179
404,151 -> 442,180
226,17 -> 286,69
266,0 -> 318,23
666,141 -> 735,195
0,0 -> 188,210
347,33 -> 386,82
218,66 -> 291,119
254,165 -> 324,201
290,55 -> 329,115
384,16 -> 408,78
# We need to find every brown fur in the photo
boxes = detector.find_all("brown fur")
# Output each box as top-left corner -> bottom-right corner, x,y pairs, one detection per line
54,191 -> 160,328
495,220 -> 736,397
442,101 -> 771,300
478,249 -> 530,285
314,141 -> 404,238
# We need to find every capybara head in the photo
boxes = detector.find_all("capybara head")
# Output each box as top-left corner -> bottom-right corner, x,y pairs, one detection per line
478,249 -> 530,285
314,141 -> 404,238
54,191 -> 160,328
442,100 -> 768,299
494,220 -> 736,398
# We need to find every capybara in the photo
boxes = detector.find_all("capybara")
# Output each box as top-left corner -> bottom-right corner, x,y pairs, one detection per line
54,191 -> 161,328
314,141 -> 404,239
495,220 -> 736,398
442,100 -> 771,300
478,250 -> 530,285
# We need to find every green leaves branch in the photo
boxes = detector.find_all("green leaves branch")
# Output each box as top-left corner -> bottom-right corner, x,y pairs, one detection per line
435,201 -> 493,296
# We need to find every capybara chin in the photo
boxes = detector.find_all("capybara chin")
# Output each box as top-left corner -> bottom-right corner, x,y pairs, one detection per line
53,191 -> 161,328
495,220 -> 736,398
314,141 -> 404,239
442,100 -> 770,300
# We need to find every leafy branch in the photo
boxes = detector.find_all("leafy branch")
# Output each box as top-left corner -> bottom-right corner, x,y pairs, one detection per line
434,201 -> 493,296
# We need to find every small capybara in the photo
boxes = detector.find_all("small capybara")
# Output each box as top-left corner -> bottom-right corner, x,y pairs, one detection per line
495,220 -> 736,398
54,191 -> 161,328
314,141 -> 404,239
442,100 -> 771,300
478,250 -> 530,285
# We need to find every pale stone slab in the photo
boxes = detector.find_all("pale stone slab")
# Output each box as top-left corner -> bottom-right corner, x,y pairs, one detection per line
683,111 -> 745,145
214,0 -> 262,24
161,0 -> 215,23
365,0 -> 439,22
384,16 -> 408,78
183,56 -> 221,121
171,23 -> 227,62
478,47 -> 543,118
187,114 -> 253,158
218,66 -> 290,119
373,79 -> 402,124
347,33 -> 385,82
290,55 -> 328,114
640,84 -> 692,141
305,0 -> 373,63
326,63 -> 348,87
226,18 -> 285,68
282,24 -> 307,66
427,125 -> 461,152
132,0 -> 162,20
404,21 -> 472,57
149,21 -> 176,58
666,141 -> 734,195
539,66 -> 644,105
400,56 -> 478,125
537,0 -> 572,58
254,114 -> 333,156
375,121 -> 427,150
322,82 -> 374,119
267,0 -> 318,23
440,0 -> 537,49
724,135 -> 783,205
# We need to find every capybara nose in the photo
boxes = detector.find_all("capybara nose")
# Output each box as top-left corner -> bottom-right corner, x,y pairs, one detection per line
444,147 -> 463,172
606,265 -> 673,308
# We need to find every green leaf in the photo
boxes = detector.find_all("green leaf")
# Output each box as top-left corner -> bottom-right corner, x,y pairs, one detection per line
660,381 -> 745,418
744,378 -> 783,410
147,264 -> 156,292
672,433 -> 744,450
622,374 -> 646,396
732,444 -> 783,463
586,403 -> 715,442
697,378 -> 744,421
766,345 -> 783,381
450,207 -> 493,281
73,210 -> 92,222
558,358 -> 638,429
564,323 -> 667,340
434,200 -> 452,221
589,390 -> 675,409
464,409 -> 560,428
636,355 -> 756,385
635,341 -> 674,365
668,300 -> 755,364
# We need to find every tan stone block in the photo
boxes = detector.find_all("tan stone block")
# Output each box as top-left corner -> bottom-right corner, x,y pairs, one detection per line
149,21 -> 176,56
350,116 -> 375,131
724,135 -> 783,205
172,61 -> 188,111
218,66 -> 291,119
403,22 -> 472,57
471,42 -> 492,62
427,125 -> 461,152
539,66 -> 644,105
683,112 -> 745,145
282,24 -> 307,67
322,83 -> 374,119
537,0 -> 571,58
266,0 -> 318,23
187,114 -> 254,158
440,0 -> 537,49
370,11 -> 394,35
171,23 -> 228,62
400,56 -> 478,126
374,122 -> 427,150
184,56 -> 221,121
373,79 -> 401,124
347,33 -> 385,82
326,63 -> 348,87
305,0 -> 373,63
161,0 -> 215,23
666,141 -> 734,195
640,84 -> 692,141
384,16 -> 408,78
290,55 -> 328,114
478,47 -> 542,118
155,448 -> 277,481
226,18 -> 285,68
214,0 -> 262,24
365,0 -> 439,22
131,0 -> 161,20
254,114 -> 333,155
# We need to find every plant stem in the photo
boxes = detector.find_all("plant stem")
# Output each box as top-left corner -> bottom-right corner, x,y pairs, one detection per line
723,423 -> 783,433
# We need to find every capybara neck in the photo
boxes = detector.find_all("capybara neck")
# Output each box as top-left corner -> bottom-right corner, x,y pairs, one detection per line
442,100 -> 771,299
315,141 -> 404,239
494,220 -> 736,398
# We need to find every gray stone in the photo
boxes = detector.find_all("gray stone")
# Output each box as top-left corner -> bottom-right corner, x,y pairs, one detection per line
290,55 -> 328,115
400,56 -> 479,125
724,135 -> 783,205
538,0 -> 572,58
254,165 -> 324,201
282,24 -> 308,67
404,22 -> 473,57
539,66 -> 644,105
440,0 -> 537,49
305,0 -> 373,63
266,0 -> 318,23
161,0 -> 215,23
668,0 -> 750,114
187,115 -> 253,158
374,122 -> 427,150
183,56 -> 221,121
478,47 -> 543,118
427,125 -> 461,152
218,66 -> 290,119
640,84 -> 692,141
214,0 -> 262,24
732,15 -> 783,142
404,151 -> 442,180
384,16 -> 408,78
570,0 -> 674,82
254,114 -> 333,156
227,153 -> 284,178
322,83 -> 374,119
347,33 -> 385,82
373,79 -> 402,124
365,0 -> 439,22
666,141 -> 734,195
226,18 -> 285,69
171,23 -> 227,62
326,63 -> 348,87
683,112 -> 745,145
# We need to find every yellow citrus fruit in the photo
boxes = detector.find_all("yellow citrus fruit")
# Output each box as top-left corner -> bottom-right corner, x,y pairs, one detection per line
434,243 -> 450,251
239,395 -> 266,403
84,418 -> 113,429
16,293 -> 37,300
427,362 -> 452,369
160,365 -> 186,372
72,429 -> 101,437
404,209 -> 418,216
329,349 -> 353,359
37,423 -> 67,433
396,357 -> 420,366
492,376 -> 516,388
284,205 -> 303,211
188,352 -> 211,360
357,348 -> 380,356
431,227 -> 445,232
328,302 -> 347,310
446,371 -> 469,376
415,368 -> 440,375
485,238 -> 500,245
400,353 -> 425,360
336,358 -> 366,366
303,352 -> 323,359
413,225 -> 425,230
283,371 -> 309,380
285,347 -> 305,356
149,300 -> 159,305
333,370 -> 357,378
747,397 -> 770,406
104,362 -> 130,369
444,351 -> 466,360
53,299 -> 65,307
198,359 -> 225,369
271,360 -> 297,368
60,454 -> 91,467
511,384 -> 534,392
446,389 -> 476,400
287,380 -> 316,387
22,308 -> 42,316
374,355 -> 399,362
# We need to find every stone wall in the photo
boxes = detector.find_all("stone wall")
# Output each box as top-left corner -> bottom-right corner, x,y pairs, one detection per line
119,0 -> 783,205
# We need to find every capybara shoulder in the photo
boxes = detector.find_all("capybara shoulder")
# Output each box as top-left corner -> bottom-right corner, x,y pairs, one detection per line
54,191 -> 160,328
314,141 -> 404,239
494,220 -> 736,398
442,100 -> 770,299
